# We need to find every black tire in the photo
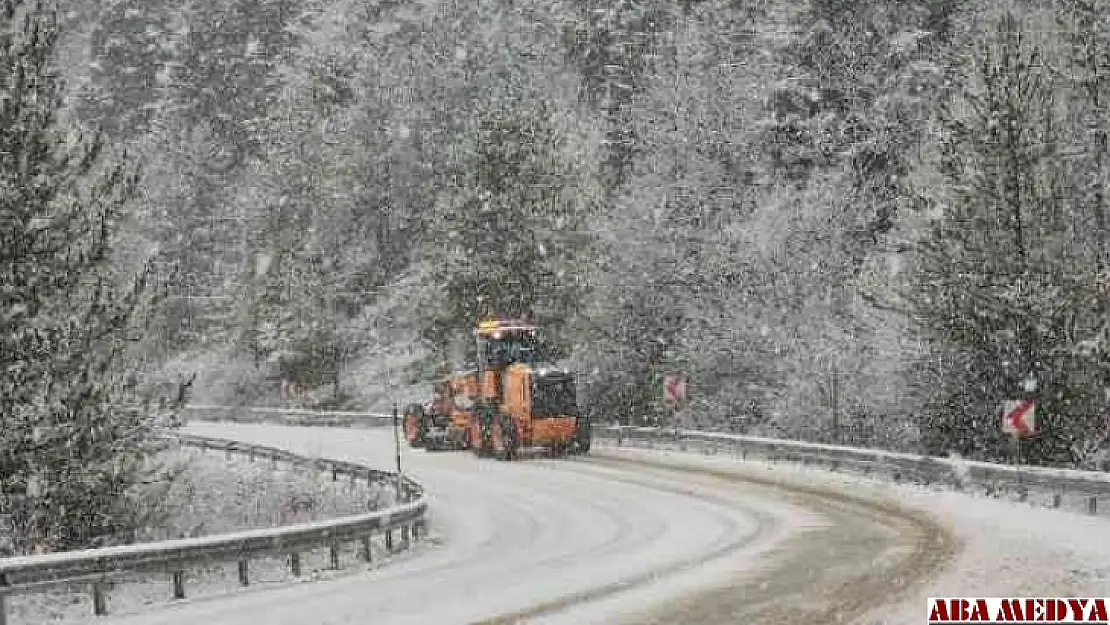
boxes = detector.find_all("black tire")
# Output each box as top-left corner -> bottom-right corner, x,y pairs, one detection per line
576,436 -> 591,455
466,425 -> 479,455
572,417 -> 592,455
498,413 -> 519,461
422,414 -> 439,451
477,408 -> 495,458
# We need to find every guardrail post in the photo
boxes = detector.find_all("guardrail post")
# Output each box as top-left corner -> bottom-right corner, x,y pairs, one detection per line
1052,493 -> 1062,509
92,581 -> 108,615
171,570 -> 185,600
385,529 -> 393,551
1088,496 -> 1098,515
361,535 -> 373,562
0,573 -> 10,625
290,552 -> 302,577
329,543 -> 340,569
238,559 -> 250,586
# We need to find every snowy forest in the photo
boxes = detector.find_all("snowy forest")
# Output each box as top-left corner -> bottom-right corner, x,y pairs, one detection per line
6,0 -> 1110,552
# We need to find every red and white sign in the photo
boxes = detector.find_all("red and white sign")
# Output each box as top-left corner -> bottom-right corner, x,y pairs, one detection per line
664,375 -> 687,404
928,597 -> 1110,622
1002,399 -> 1037,438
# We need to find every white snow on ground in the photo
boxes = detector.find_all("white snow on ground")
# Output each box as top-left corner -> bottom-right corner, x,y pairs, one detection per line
521,460 -> 828,625
62,422 -> 820,625
38,424 -> 1107,625
863,483 -> 1110,624
4,444 -> 390,625
595,442 -> 1110,625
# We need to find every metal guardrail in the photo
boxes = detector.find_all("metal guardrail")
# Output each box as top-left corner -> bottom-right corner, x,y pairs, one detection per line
181,405 -> 394,427
0,432 -> 428,623
176,407 -> 1110,514
182,405 -> 1110,512
594,425 -> 1110,515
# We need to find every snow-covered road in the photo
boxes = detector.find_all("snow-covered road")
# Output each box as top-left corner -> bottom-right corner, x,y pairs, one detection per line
85,423 -> 819,625
64,423 -> 1109,625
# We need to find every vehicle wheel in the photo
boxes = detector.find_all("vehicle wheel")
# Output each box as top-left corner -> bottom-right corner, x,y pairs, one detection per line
473,432 -> 491,457
499,414 -> 519,461
471,426 -> 486,454
477,412 -> 494,458
492,418 -> 507,461
466,427 -> 478,454
422,414 -> 440,451
576,437 -> 591,455
572,418 -> 591,455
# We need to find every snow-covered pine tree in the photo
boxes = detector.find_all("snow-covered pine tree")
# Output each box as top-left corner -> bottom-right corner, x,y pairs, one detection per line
421,73 -> 591,359
903,13 -> 1109,466
562,0 -> 662,193
0,1 -> 188,555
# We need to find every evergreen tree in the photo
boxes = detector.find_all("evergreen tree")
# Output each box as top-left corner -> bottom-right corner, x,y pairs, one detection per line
903,13 -> 1109,465
1056,0 -> 1110,271
422,78 -> 591,360
0,2 -> 188,555
562,0 -> 663,192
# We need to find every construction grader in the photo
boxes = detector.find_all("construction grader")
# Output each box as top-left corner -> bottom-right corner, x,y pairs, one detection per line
403,370 -> 477,451
403,317 -> 590,459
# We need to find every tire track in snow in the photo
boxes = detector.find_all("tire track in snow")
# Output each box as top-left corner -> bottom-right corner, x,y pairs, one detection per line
345,458 -> 672,589
90,423 -> 771,625
470,460 -> 776,625
589,451 -> 960,625
136,424 -> 956,625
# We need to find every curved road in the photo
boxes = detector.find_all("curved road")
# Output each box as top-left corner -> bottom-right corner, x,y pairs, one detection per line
89,423 -> 952,625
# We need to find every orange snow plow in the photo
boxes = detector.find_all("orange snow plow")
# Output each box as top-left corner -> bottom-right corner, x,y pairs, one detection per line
468,317 -> 590,460
406,317 -> 591,459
